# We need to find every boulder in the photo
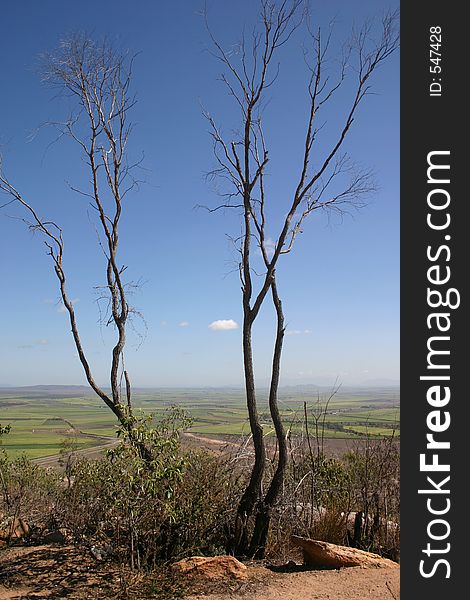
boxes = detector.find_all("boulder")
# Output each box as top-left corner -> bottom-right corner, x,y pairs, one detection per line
291,536 -> 399,569
171,555 -> 248,580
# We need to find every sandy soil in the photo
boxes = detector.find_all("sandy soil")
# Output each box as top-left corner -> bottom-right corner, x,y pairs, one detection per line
187,566 -> 399,600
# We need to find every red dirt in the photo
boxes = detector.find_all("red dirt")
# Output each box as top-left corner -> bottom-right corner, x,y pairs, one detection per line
0,544 -> 399,600
187,566 -> 399,600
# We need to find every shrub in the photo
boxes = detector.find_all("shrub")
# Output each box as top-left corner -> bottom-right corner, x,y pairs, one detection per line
259,399 -> 400,561
54,407 -> 238,569
344,434 -> 400,559
0,451 -> 61,536
165,449 -> 243,558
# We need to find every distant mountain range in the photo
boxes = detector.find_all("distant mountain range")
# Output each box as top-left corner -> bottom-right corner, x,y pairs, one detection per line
0,385 -> 94,397
0,381 -> 399,396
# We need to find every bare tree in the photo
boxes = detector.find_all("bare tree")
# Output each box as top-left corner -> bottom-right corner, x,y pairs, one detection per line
204,1 -> 399,557
0,35 -> 150,459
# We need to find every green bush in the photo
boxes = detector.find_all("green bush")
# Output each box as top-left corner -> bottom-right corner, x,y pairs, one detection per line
55,407 -> 240,568
165,449 -> 243,558
0,449 -> 61,534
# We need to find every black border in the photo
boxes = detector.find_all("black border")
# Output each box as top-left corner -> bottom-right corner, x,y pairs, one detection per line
401,4 -> 465,597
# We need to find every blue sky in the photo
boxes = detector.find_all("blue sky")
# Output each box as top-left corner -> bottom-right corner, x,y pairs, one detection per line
0,0 -> 399,388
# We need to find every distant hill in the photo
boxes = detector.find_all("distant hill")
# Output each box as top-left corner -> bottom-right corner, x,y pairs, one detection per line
0,382 -> 400,396
0,385 -> 95,398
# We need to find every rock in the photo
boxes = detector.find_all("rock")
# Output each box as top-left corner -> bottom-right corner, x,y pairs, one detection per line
90,545 -> 112,561
0,517 -> 30,541
42,529 -> 68,544
171,555 -> 248,580
291,536 -> 399,569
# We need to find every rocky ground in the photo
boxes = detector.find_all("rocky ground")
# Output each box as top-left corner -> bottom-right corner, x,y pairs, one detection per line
0,543 -> 399,600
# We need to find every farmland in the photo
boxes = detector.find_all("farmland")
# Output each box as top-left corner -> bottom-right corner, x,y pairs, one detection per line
0,385 -> 399,459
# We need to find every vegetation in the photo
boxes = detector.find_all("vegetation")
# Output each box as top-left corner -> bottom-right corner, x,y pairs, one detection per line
0,386 -> 399,458
0,403 -> 399,580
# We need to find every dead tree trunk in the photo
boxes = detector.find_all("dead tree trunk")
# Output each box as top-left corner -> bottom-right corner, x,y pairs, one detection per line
203,1 -> 398,556
249,276 -> 287,558
234,310 -> 266,555
0,35 -> 151,460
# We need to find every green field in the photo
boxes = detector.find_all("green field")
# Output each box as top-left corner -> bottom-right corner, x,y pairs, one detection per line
0,385 -> 399,458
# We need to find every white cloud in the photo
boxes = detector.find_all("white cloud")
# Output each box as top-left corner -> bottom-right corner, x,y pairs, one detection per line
17,339 -> 49,349
286,329 -> 312,336
179,321 -> 190,327
208,319 -> 239,331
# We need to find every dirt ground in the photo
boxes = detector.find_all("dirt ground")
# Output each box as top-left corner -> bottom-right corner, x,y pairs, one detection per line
0,544 -> 399,600
187,566 -> 399,600
0,545 -> 122,599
